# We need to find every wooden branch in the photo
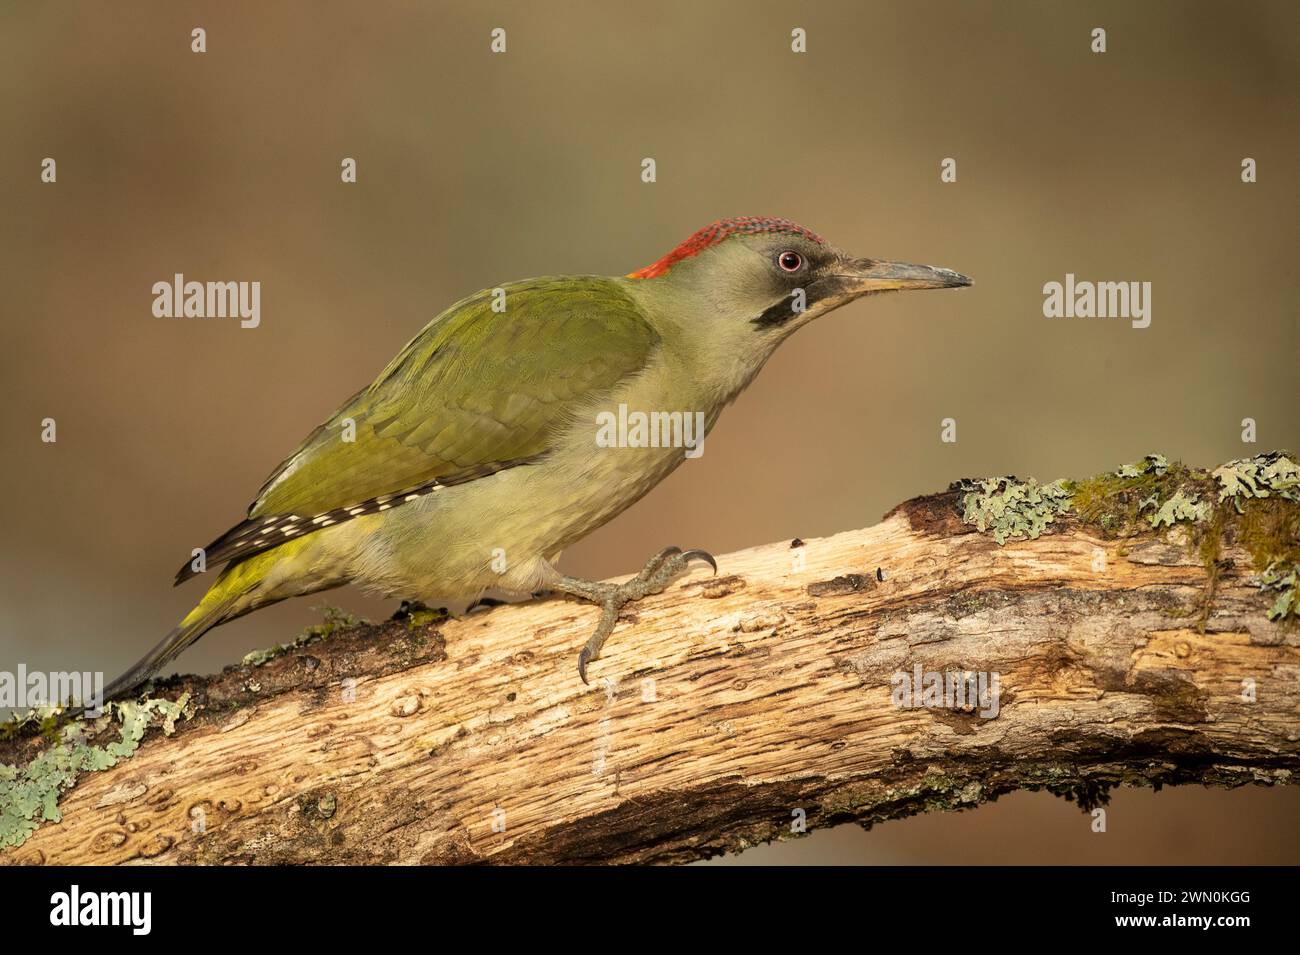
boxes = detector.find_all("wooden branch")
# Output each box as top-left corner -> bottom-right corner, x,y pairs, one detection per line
3,463 -> 1298,865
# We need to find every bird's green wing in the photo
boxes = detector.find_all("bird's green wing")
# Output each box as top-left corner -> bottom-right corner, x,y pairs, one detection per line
177,277 -> 658,583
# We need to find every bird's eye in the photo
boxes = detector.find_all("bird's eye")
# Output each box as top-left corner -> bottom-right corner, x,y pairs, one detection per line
777,250 -> 803,272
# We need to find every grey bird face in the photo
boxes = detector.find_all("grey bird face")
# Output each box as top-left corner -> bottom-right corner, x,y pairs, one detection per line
731,233 -> 973,333
622,219 -> 972,399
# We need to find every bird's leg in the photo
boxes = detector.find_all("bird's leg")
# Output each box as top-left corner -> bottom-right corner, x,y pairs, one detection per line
550,545 -> 717,684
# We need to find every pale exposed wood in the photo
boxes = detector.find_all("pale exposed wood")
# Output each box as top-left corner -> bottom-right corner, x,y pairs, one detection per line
3,490 -> 1297,865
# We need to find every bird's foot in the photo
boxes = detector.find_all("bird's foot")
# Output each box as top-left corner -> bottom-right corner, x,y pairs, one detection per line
390,600 -> 450,627
554,546 -> 717,684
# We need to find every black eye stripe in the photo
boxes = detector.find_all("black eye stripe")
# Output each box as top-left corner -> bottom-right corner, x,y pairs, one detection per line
751,271 -> 850,328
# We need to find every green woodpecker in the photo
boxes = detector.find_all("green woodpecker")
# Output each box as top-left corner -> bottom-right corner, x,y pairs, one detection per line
105,217 -> 970,699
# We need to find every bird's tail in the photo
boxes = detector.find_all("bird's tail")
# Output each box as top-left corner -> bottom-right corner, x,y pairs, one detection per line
103,548 -> 288,703
101,618 -> 220,703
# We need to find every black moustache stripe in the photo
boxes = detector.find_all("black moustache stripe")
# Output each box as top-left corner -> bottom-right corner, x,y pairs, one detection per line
751,278 -> 844,328
751,296 -> 803,328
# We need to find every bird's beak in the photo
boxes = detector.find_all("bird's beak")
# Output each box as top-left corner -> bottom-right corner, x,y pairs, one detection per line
758,253 -> 973,329
836,256 -> 973,294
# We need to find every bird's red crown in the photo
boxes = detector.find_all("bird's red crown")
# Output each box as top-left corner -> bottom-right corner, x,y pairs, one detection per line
628,216 -> 824,279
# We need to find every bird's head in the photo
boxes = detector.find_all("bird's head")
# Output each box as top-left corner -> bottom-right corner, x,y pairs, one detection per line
625,216 -> 971,350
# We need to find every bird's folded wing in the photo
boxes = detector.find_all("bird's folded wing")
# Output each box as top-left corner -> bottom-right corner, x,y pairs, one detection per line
176,277 -> 658,583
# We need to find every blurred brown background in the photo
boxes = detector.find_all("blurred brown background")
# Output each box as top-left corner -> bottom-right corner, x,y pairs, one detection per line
1,0 -> 1296,863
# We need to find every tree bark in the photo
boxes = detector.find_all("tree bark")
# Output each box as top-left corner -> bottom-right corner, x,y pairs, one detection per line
3,477 -> 1297,865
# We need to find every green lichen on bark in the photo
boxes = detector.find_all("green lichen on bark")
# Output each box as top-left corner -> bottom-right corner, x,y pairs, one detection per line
1212,452 -> 1300,575
1261,563 -> 1299,621
955,476 -> 1072,544
1065,453 -> 1204,535
1212,451 -> 1300,510
1146,489 -> 1211,528
1116,453 -> 1171,479
0,694 -> 191,850
957,452 -> 1299,622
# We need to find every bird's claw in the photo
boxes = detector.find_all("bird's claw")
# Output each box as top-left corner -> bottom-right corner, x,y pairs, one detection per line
681,548 -> 717,575
563,544 -> 718,685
